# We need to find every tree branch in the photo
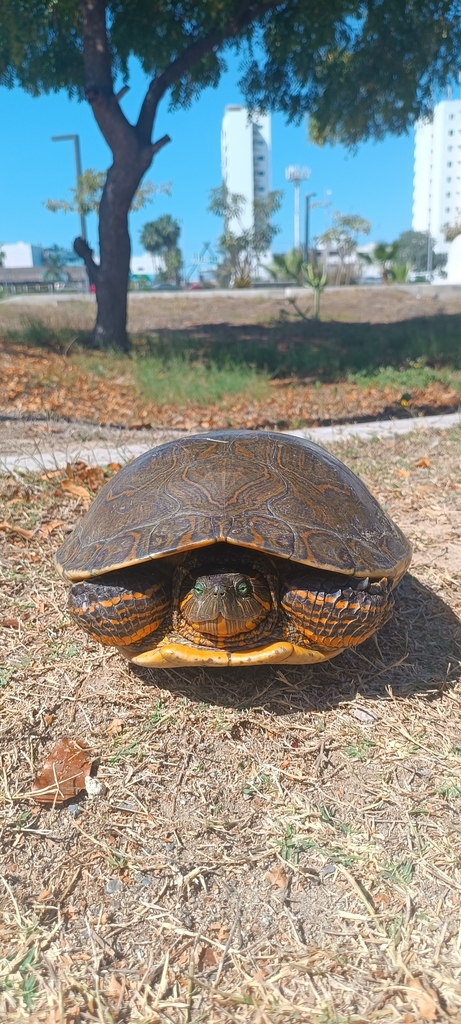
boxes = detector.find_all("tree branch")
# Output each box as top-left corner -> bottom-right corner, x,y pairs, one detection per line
80,0 -> 138,157
74,237 -> 100,287
136,0 -> 285,141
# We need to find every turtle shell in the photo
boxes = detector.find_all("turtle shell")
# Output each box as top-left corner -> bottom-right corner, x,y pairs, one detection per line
55,430 -> 411,583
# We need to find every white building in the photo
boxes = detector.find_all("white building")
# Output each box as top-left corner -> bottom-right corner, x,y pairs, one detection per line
221,106 -> 271,233
1,242 -> 43,268
413,98 -> 461,252
130,253 -> 164,277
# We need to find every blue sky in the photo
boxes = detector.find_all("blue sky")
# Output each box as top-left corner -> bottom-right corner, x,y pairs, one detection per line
1,54 -> 414,272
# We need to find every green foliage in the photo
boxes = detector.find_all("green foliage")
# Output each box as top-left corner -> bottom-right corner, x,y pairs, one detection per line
389,262 -> 410,284
317,211 -> 371,284
374,232 -> 447,281
266,249 -> 306,285
140,215 -> 182,284
208,185 -> 282,286
140,214 -> 181,253
305,262 -> 327,318
42,250 -> 69,284
396,229 -> 446,271
45,170 -> 169,216
2,2 -> 461,149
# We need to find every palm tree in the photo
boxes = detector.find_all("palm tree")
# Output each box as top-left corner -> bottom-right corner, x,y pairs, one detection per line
140,215 -> 182,285
266,249 -> 306,285
373,242 -> 400,283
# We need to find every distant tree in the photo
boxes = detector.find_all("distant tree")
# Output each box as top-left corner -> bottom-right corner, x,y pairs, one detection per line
43,250 -> 69,284
396,230 -> 446,271
266,250 -> 306,285
317,212 -> 371,284
208,185 -> 282,287
3,1 -> 461,347
140,214 -> 182,285
373,242 -> 400,283
46,170 -> 170,216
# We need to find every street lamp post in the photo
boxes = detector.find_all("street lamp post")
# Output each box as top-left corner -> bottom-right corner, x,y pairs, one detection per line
51,134 -> 87,241
285,166 -> 310,250
304,192 -> 317,262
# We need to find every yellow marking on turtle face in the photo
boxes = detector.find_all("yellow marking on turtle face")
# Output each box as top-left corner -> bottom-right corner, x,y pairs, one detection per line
130,640 -> 339,667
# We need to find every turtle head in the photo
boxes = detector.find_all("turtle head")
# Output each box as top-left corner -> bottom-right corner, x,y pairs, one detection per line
179,568 -> 273,638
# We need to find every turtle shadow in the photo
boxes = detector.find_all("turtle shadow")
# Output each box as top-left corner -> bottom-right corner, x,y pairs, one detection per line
131,574 -> 461,715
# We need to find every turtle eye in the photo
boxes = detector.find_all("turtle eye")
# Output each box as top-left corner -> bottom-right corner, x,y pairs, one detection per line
193,582 -> 205,596
236,580 -> 249,596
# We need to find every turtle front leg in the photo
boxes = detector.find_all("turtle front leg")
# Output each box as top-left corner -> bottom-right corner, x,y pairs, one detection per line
280,569 -> 394,650
68,566 -> 171,653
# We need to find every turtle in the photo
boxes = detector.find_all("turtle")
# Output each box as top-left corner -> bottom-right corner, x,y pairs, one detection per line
55,430 -> 412,667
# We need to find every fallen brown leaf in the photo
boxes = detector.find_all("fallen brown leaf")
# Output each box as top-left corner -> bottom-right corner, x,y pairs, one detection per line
32,737 -> 93,806
407,977 -> 439,1021
106,717 -> 124,736
265,865 -> 288,888
0,618 -> 19,629
41,519 -> 66,537
415,457 -> 431,468
197,945 -> 220,969
60,480 -> 91,500
0,520 -> 35,539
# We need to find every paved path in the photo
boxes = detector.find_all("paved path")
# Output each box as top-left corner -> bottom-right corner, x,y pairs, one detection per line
1,411 -> 460,474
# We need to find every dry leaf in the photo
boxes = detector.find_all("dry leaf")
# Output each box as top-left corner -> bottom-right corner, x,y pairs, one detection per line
197,945 -> 220,968
265,865 -> 288,888
107,462 -> 122,473
396,469 -> 410,479
60,479 -> 91,500
41,519 -> 66,537
407,977 -> 439,1021
0,618 -> 19,629
32,737 -> 93,806
106,973 -> 123,1000
415,457 -> 431,469
106,717 -> 124,736
0,520 -> 35,539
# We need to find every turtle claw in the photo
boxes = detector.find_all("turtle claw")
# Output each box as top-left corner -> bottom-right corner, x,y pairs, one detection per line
369,577 -> 388,595
355,577 -> 370,591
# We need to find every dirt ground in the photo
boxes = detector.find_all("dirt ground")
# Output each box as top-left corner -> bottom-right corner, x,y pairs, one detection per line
2,288 -> 461,434
1,425 -> 461,1023
2,286 -> 461,333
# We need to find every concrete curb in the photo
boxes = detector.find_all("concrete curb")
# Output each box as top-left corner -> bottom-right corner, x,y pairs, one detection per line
1,411 -> 460,474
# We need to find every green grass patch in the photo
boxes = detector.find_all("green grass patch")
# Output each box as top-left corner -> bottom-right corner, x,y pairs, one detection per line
349,361 -> 461,391
133,353 -> 271,407
5,317 -> 89,352
132,313 -> 461,380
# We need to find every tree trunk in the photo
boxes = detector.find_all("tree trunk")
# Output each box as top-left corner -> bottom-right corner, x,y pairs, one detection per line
75,157 -> 156,352
93,165 -> 133,352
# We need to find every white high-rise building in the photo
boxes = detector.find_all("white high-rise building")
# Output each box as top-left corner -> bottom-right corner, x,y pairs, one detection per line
413,98 -> 461,252
221,105 -> 271,233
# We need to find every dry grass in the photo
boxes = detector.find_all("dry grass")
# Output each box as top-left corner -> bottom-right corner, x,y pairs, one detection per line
1,426 -> 461,1023
1,287 -> 461,335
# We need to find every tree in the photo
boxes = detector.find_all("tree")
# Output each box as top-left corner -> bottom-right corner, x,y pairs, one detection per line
266,250 -> 306,285
373,242 -> 400,283
140,214 -> 182,284
395,230 -> 446,271
46,169 -> 169,217
208,185 -> 282,286
316,212 -> 371,285
43,250 -> 69,285
3,2 -> 461,347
